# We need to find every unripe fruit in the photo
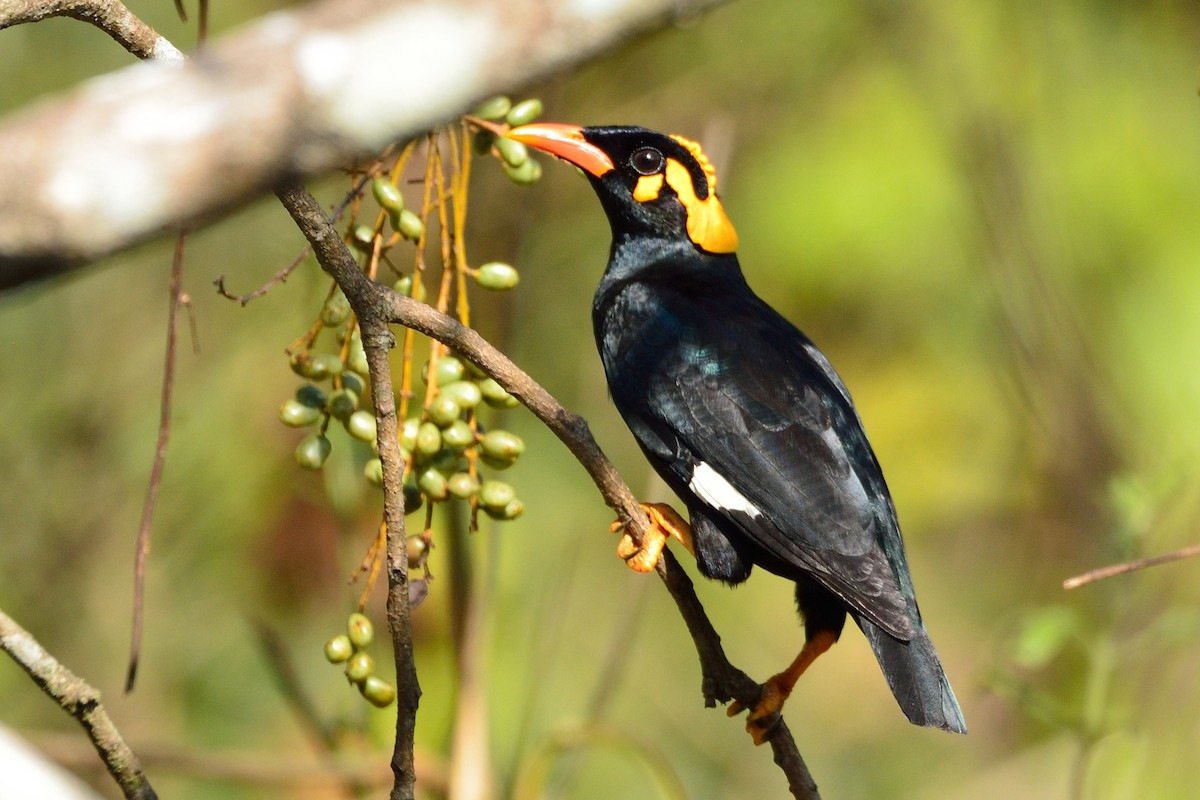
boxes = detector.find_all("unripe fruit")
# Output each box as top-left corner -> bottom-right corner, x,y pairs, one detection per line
364,457 -> 384,486
480,378 -> 519,409
478,480 -> 515,511
441,420 -> 475,450
505,98 -> 543,127
406,535 -> 426,565
426,395 -> 461,428
472,95 -> 511,120
476,262 -> 520,291
344,651 -> 374,684
400,417 -> 420,451
436,357 -> 465,386
321,291 -> 351,327
345,410 -> 377,443
396,209 -> 424,241
327,388 -> 359,421
417,468 -> 449,501
484,497 -> 524,521
340,371 -> 366,397
393,275 -> 427,301
415,422 -> 441,457
347,613 -> 374,648
481,430 -> 524,461
372,178 -> 404,213
360,676 -> 397,708
494,137 -> 528,168
295,434 -> 332,470
440,380 -> 482,410
503,158 -> 542,186
351,224 -> 375,251
307,353 -> 343,380
447,472 -> 480,499
324,635 -> 353,663
295,383 -> 327,408
279,398 -> 321,427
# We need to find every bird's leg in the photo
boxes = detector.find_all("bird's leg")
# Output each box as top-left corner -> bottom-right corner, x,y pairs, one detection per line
611,502 -> 695,572
727,628 -> 840,745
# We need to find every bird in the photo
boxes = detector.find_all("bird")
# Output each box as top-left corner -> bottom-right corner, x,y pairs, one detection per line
506,122 -> 966,743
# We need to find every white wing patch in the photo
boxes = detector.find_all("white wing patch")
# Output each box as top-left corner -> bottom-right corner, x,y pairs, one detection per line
689,462 -> 761,518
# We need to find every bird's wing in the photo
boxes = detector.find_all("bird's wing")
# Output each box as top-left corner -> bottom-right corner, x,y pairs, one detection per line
635,300 -> 915,638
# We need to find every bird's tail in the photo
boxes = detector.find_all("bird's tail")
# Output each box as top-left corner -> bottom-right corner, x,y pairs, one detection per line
856,616 -> 967,733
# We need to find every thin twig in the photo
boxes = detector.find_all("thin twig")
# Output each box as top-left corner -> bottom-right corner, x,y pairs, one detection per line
126,231 -> 187,692
0,607 -> 158,800
1063,542 -> 1200,589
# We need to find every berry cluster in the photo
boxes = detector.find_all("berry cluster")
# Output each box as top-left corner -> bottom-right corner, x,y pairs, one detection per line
324,613 -> 396,708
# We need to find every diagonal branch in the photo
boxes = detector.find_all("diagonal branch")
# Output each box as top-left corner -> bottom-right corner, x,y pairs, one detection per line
0,607 -> 158,800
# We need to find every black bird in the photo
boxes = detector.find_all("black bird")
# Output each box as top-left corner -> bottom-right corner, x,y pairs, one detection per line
508,123 -> 966,741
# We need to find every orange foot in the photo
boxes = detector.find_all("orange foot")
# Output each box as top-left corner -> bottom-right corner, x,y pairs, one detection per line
610,502 -> 695,572
726,629 -> 839,745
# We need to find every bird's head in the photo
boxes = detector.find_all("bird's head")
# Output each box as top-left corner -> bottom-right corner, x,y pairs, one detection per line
507,124 -> 738,255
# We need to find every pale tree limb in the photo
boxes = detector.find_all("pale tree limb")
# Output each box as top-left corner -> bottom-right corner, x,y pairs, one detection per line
0,0 -> 726,289
0,0 -> 183,60
0,607 -> 158,800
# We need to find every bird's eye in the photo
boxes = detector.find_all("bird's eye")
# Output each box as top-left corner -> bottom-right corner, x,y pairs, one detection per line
630,147 -> 664,175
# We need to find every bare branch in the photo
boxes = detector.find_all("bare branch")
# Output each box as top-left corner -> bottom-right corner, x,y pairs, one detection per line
0,0 -> 726,290
0,607 -> 158,800
0,0 -> 183,61
1063,542 -> 1200,589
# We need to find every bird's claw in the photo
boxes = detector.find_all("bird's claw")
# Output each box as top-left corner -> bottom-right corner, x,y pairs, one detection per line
727,681 -> 787,746
610,502 -> 692,573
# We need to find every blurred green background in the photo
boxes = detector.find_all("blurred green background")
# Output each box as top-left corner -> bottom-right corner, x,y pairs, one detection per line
3,0 -> 1200,798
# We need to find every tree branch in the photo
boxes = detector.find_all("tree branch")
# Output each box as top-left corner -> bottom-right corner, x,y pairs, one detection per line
0,607 -> 158,800
0,0 -> 183,60
0,0 -> 726,290
273,182 -> 821,799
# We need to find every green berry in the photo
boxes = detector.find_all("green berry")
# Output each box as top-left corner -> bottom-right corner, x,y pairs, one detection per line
393,275 -> 427,301
351,224 -> 376,252
436,357 -> 465,386
476,262 -> 520,291
447,472 -> 480,499
340,371 -> 366,397
426,395 -> 461,428
279,398 -> 322,427
503,158 -> 542,186
485,497 -> 525,521
478,480 -> 515,511
347,613 -> 374,648
441,420 -> 475,450
396,209 -> 424,241
417,468 -> 449,501
494,137 -> 528,168
440,380 -> 482,410
295,434 -> 332,470
480,378 -> 519,409
472,95 -> 511,120
406,535 -> 426,565
415,422 -> 442,457
344,651 -> 374,684
364,457 -> 384,486
400,417 -> 420,451
307,353 -> 343,380
505,98 -> 543,127
372,178 -> 405,213
360,676 -> 397,708
327,388 -> 359,421
345,410 -> 377,443
481,430 -> 524,461
321,291 -> 351,327
324,635 -> 353,663
295,383 -> 327,408
403,485 -> 424,515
